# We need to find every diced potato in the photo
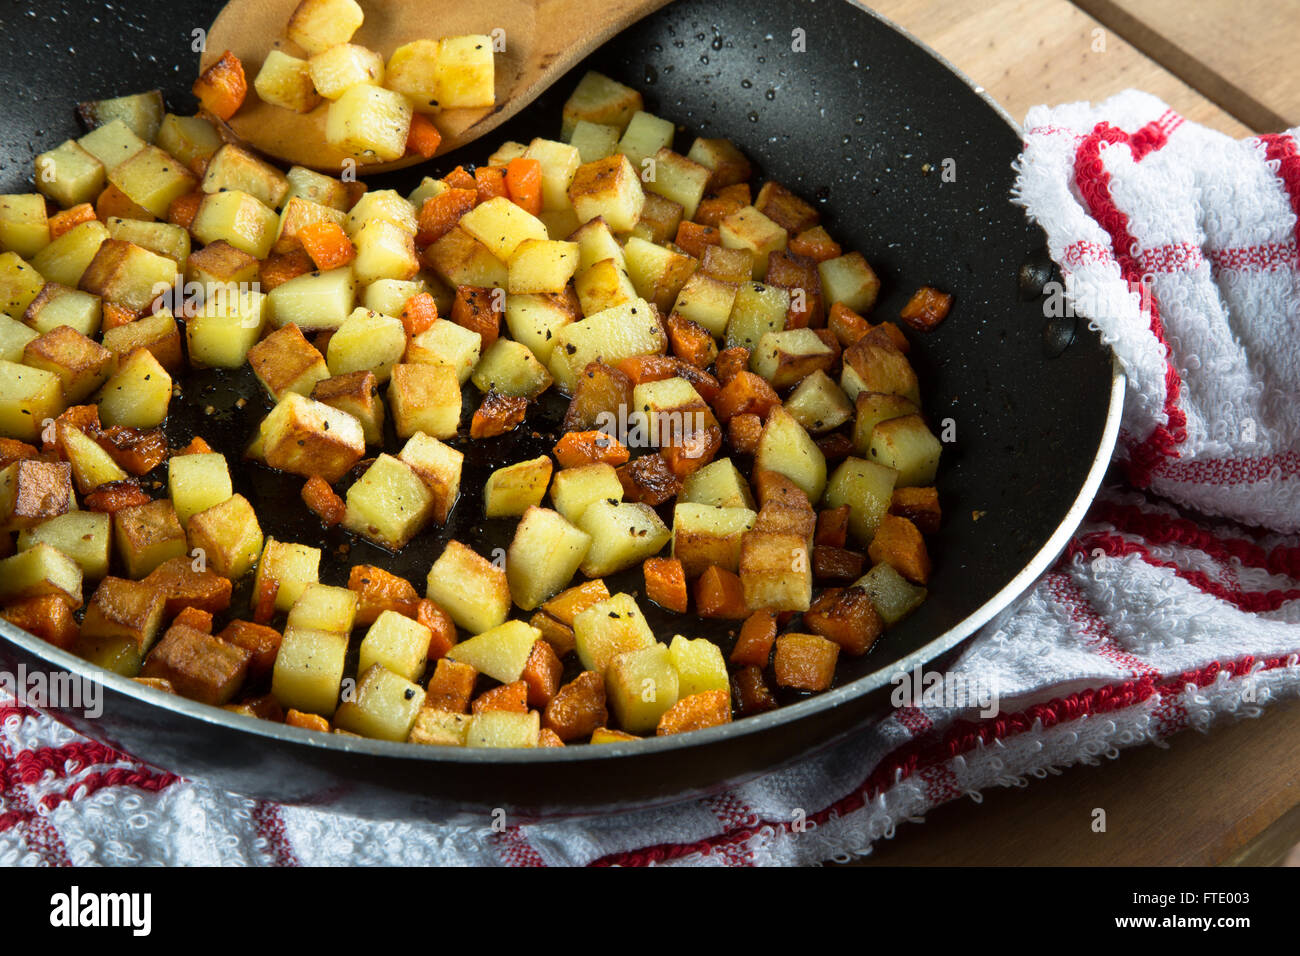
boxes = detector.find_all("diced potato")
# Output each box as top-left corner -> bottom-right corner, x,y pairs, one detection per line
504,293 -> 577,364
571,217 -> 626,272
94,347 -> 169,429
465,709 -> 540,748
754,406 -> 827,502
725,281 -> 789,350
606,642 -> 679,734
77,88 -> 164,141
17,510 -> 110,578
287,0 -> 364,55
186,287 -> 267,368
431,35 -> 495,109
385,39 -> 440,112
167,453 -> 232,527
573,591 -> 654,672
30,221 -> 110,289
185,493 -> 263,579
107,145 -> 198,219
192,190 -> 279,259
458,196 -> 548,262
0,459 -> 71,532
471,338 -> 552,399
311,371 -> 384,445
141,622 -> 252,704
568,120 -> 621,163
80,576 -> 167,657
720,206 -> 787,280
20,284 -> 99,339
786,370 -> 853,434
0,195 -> 50,259
819,252 -> 881,313
58,424 -> 126,493
346,189 -> 417,235
0,541 -> 83,607
487,142 -> 528,168
77,119 -> 146,169
387,362 -> 461,439
426,539 -> 510,634
852,392 -> 918,454
622,237 -> 696,312
326,84 -> 413,163
574,257 -> 637,317
246,324 -> 329,401
868,414 -> 942,487
672,272 -> 738,338
287,582 -> 358,634
686,137 -> 752,191
1,254 -> 47,323
0,314 -> 37,361
549,297 -> 665,393
358,610 -> 431,681
396,431 -> 462,523
267,266 -> 357,332
333,664 -> 426,741
484,456 -> 553,518
616,111 -> 674,168
523,138 -> 582,212
841,336 -> 920,405
550,462 -> 623,524
202,144 -> 290,210
630,191 -> 682,244
245,541 -> 317,619
568,154 -> 644,232
101,307 -> 182,373
254,50 -> 321,112
0,360 -> 63,441
33,141 -> 106,209
409,708 -> 471,746
363,277 -> 424,317
739,529 -> 811,611
325,307 -> 405,383
825,457 -> 898,544
562,72 -> 643,139
667,634 -> 729,697
632,376 -> 715,447
272,626 -> 348,716
645,148 -> 711,220
185,240 -> 259,294
342,453 -> 434,549
750,328 -> 835,389
507,505 -> 591,610
507,239 -> 579,295
680,458 -> 755,510
156,114 -> 222,169
447,619 -> 539,682
403,318 -> 481,384
671,502 -> 757,577
309,43 -> 383,100
114,499 -> 187,579
855,562 -> 928,625
353,218 -> 419,286
284,165 -> 350,212
576,500 -> 671,577
78,238 -> 177,312
106,217 -> 191,264
422,225 -> 508,289
252,391 -> 365,482
20,326 -> 111,404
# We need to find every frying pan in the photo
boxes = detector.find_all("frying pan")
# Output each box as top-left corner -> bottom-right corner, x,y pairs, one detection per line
0,0 -> 1122,822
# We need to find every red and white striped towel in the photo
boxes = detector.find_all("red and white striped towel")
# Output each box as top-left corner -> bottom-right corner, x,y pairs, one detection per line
3,93 -> 1298,866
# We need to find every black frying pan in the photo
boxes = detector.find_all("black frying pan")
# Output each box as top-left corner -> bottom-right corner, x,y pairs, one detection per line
0,0 -> 1122,822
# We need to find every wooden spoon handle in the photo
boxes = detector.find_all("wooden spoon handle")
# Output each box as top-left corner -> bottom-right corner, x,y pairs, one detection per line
534,0 -> 674,65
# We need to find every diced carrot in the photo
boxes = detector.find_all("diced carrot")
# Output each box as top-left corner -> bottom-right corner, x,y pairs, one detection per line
667,313 -> 718,369
712,370 -> 781,423
695,566 -> 749,619
727,413 -> 762,454
504,157 -> 543,215
405,112 -> 443,158
297,219 -> 355,271
189,154 -> 211,180
451,285 -> 500,348
553,430 -> 629,468
416,599 -> 457,660
474,165 -> 509,204
260,248 -> 315,291
144,556 -> 233,616
773,633 -> 839,691
286,709 -> 330,733
694,196 -> 745,228
100,302 -> 141,332
674,220 -> 720,259
442,165 -> 476,191
730,609 -> 776,667
470,390 -> 528,439
789,225 -> 842,262
178,436 -> 213,455
827,302 -> 871,348
731,666 -> 777,715
426,658 -> 476,713
815,505 -> 851,547
174,606 -> 213,633
252,574 -> 279,625
520,639 -> 563,708
48,203 -> 97,239
301,474 -> 346,527
82,479 -> 151,514
193,50 -> 247,121
715,183 -> 751,205
537,728 -> 565,747
416,187 -> 477,244
617,454 -> 681,505
472,680 -> 528,714
542,671 -> 608,742
867,514 -> 932,584
661,425 -> 721,479
812,545 -> 865,582
399,291 -> 439,337
0,595 -> 79,650
890,486 -> 941,535
611,353 -> 679,385
348,565 -> 421,624
714,346 -> 749,385
218,619 -> 283,682
96,183 -> 152,221
804,586 -> 882,656
590,727 -> 639,743
656,689 -> 731,735
530,611 -> 576,658
167,191 -> 203,231
643,557 -> 688,613
0,437 -> 39,469
816,432 -> 854,463
899,285 -> 953,332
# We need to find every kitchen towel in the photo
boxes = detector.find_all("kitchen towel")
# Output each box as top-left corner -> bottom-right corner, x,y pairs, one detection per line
2,91 -> 1298,866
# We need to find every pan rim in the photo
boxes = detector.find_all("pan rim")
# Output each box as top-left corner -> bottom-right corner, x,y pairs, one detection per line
0,0 -> 1125,767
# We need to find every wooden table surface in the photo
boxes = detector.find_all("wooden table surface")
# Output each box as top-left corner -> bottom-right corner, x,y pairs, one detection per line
840,0 -> 1300,867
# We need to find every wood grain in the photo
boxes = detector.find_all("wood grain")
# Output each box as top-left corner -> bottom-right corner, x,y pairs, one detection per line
864,0 -> 1253,137
847,698 -> 1300,866
1073,0 -> 1297,133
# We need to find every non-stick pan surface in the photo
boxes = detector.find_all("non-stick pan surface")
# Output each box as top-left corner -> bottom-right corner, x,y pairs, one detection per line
0,0 -> 1121,821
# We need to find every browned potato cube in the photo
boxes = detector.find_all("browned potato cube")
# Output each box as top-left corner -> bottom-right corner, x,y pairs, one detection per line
252,392 -> 366,483
738,530 -> 811,612
80,576 -> 168,656
141,622 -> 252,705
114,499 -> 188,579
0,459 -> 73,531
755,181 -> 820,235
773,633 -> 839,691
311,370 -> 384,446
388,362 -> 461,440
803,586 -> 884,656
78,238 -> 178,312
22,325 -> 115,403
246,323 -> 329,400
101,307 -> 183,374
186,493 -> 263,580
184,239 -> 260,292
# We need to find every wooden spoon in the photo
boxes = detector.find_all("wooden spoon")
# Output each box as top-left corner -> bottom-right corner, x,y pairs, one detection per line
199,0 -> 671,173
